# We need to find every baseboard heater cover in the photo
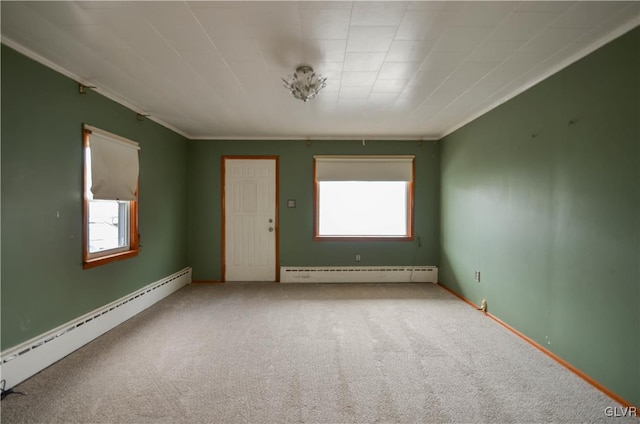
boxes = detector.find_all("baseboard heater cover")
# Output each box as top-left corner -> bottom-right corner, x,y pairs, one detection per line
280,266 -> 438,283
0,267 -> 192,391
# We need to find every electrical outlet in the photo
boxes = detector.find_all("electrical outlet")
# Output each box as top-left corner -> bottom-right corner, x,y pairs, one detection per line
355,254 -> 361,262
475,271 -> 481,282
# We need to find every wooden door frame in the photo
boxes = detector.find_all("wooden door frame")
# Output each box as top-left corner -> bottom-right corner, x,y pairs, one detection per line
221,156 -> 280,282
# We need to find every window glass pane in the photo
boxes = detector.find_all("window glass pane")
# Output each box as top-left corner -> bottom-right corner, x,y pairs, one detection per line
83,126 -> 139,268
318,181 -> 407,236
88,200 -> 129,253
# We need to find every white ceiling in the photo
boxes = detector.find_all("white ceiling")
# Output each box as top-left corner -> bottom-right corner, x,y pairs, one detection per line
2,1 -> 638,140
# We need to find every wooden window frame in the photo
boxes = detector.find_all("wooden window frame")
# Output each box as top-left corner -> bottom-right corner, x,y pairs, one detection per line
82,128 -> 139,269
313,157 -> 415,241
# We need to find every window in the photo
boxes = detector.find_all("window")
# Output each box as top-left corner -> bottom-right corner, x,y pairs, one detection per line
314,155 -> 414,240
83,125 -> 139,269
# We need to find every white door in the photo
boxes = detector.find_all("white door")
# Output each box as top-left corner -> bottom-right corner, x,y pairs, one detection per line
224,158 -> 277,281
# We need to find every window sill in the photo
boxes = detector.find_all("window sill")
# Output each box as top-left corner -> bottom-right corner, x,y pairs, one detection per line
313,236 -> 414,242
83,249 -> 139,269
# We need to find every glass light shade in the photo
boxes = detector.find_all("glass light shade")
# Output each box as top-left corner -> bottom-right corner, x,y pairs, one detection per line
282,65 -> 327,102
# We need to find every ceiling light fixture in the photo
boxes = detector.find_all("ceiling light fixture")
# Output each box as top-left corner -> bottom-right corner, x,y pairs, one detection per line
282,65 -> 327,102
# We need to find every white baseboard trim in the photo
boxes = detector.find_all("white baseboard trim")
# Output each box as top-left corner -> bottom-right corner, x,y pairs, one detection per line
0,267 -> 192,390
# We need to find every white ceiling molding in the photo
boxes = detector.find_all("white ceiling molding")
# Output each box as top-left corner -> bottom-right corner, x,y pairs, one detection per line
192,135 -> 439,141
2,1 -> 638,141
441,14 -> 640,139
1,36 -> 190,140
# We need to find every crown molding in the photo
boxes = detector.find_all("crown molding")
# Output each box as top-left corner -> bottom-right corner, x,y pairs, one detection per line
441,16 -> 640,139
190,135 -> 440,142
1,37 -> 191,140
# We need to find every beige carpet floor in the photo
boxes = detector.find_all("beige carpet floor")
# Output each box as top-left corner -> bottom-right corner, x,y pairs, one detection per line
1,282 -> 633,423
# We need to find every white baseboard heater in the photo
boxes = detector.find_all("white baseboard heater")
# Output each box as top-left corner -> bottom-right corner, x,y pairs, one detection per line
280,266 -> 438,283
0,267 -> 192,391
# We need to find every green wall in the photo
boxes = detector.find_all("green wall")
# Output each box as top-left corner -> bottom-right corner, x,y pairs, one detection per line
188,139 -> 440,281
3,25 -> 638,408
440,28 -> 639,406
1,45 -> 189,350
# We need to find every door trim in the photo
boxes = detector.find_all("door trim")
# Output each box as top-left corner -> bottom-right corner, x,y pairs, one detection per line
221,156 -> 280,282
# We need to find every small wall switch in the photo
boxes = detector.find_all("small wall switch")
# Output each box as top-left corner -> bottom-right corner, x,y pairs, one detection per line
355,254 -> 361,262
475,271 -> 481,282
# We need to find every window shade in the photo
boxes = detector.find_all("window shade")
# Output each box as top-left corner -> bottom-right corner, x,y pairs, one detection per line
87,126 -> 140,201
314,155 -> 414,181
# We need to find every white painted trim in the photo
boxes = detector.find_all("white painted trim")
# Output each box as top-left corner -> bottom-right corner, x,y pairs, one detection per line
0,268 -> 192,390
1,37 -> 190,140
440,17 -> 640,139
4,15 -> 637,142
190,135 -> 440,141
280,266 -> 438,283
3,36 -> 437,143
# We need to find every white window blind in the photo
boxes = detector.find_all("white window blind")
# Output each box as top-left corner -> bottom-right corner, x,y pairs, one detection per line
86,125 -> 140,201
314,155 -> 414,181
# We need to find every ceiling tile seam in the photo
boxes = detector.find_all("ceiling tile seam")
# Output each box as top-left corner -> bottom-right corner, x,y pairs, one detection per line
184,0 -> 222,54
0,36 -> 190,139
455,3 -> 597,108
412,2 -> 584,128
373,4 -> 411,111
336,3 -> 356,112
140,19 -> 214,117
65,5 -> 193,119
105,49 -> 189,120
408,7 -> 519,124
155,2 -> 239,122
311,2 -> 350,111
339,4 -> 411,126
266,2 -> 310,117
8,2 -> 637,141
248,40 -> 289,129
184,4 -> 262,131
185,1 -> 261,132
186,3 -> 272,132
437,3 -> 640,136
164,56 -> 230,119
442,7 -> 581,107
18,2 -> 112,82
439,15 -> 640,140
9,1 -> 190,134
